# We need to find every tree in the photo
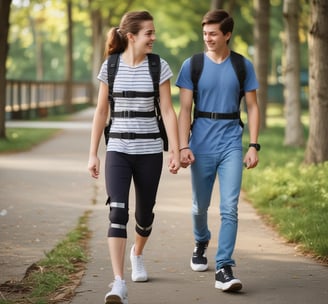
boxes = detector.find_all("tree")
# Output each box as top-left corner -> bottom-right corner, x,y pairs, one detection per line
0,0 -> 12,139
283,0 -> 304,147
88,0 -> 135,104
211,0 -> 236,13
253,0 -> 270,130
304,0 -> 328,164
64,0 -> 74,113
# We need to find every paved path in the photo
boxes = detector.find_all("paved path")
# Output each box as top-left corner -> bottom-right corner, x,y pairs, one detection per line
1,108 -> 327,304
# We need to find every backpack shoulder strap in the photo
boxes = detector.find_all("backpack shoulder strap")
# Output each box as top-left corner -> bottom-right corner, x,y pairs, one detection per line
230,50 -> 246,102
147,53 -> 168,151
190,53 -> 204,104
107,53 -> 120,109
147,53 -> 160,99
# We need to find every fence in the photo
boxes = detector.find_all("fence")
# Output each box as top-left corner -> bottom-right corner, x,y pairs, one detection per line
5,80 -> 94,120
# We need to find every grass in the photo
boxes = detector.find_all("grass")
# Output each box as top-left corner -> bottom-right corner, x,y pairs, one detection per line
0,109 -> 78,154
242,104 -> 328,262
0,128 -> 59,153
0,211 -> 91,304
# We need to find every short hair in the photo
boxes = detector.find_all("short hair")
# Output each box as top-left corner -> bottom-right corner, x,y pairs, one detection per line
202,9 -> 234,35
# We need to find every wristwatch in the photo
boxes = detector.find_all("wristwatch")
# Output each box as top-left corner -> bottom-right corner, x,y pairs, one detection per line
249,143 -> 261,151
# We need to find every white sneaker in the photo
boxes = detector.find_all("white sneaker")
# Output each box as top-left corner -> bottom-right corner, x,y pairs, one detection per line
130,244 -> 148,282
104,276 -> 128,304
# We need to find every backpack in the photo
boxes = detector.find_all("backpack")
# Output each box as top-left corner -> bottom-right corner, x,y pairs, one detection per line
190,50 -> 246,128
104,53 -> 168,151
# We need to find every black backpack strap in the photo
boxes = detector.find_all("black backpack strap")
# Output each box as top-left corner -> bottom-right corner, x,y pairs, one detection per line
107,53 -> 120,110
104,53 -> 120,144
147,53 -> 160,98
190,51 -> 246,129
105,53 -> 168,150
147,53 -> 168,151
230,50 -> 246,103
190,53 -> 204,105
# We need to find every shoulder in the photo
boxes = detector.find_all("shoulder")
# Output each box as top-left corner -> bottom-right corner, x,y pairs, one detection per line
147,53 -> 169,70
148,54 -> 173,83
231,51 -> 254,70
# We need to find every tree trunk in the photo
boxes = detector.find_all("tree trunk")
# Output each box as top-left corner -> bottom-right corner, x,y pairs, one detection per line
0,0 -> 12,139
64,0 -> 73,113
253,0 -> 270,130
90,8 -> 104,105
88,0 -> 135,105
304,0 -> 328,164
211,0 -> 225,9
211,0 -> 236,13
283,0 -> 304,147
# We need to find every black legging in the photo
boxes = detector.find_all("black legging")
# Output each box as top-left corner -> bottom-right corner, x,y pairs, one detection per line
105,151 -> 163,238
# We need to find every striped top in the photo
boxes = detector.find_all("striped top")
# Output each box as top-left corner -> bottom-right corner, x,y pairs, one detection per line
97,54 -> 173,154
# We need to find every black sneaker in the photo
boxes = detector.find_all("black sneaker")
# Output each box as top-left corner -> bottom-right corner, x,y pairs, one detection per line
190,241 -> 209,271
215,265 -> 242,292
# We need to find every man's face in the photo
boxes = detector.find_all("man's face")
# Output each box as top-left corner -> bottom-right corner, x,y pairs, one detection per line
203,23 -> 231,52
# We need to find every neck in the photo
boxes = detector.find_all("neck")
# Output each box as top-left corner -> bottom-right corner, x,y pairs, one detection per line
122,48 -> 146,67
206,47 -> 230,63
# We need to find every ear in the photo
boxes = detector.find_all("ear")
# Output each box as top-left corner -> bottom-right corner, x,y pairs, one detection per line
126,32 -> 135,42
225,32 -> 232,42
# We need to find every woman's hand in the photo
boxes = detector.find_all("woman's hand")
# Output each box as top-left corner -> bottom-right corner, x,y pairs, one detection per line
168,151 -> 180,174
88,155 -> 100,178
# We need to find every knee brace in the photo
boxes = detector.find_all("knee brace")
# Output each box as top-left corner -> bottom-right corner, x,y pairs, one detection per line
107,198 -> 129,238
135,212 -> 154,237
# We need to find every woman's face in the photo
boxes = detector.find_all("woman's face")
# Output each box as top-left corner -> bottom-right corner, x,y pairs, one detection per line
132,20 -> 156,54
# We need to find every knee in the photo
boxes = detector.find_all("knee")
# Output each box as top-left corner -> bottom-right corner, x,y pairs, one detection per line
192,204 -> 208,216
220,206 -> 238,222
135,212 -> 154,237
108,198 -> 129,238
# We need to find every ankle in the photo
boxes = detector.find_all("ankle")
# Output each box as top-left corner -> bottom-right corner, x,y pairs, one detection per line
132,244 -> 143,256
114,275 -> 124,281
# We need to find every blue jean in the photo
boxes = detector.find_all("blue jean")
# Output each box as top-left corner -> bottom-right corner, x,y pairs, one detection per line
190,148 -> 243,270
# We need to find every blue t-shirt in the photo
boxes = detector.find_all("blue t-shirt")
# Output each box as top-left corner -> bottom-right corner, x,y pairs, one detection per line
176,52 -> 258,154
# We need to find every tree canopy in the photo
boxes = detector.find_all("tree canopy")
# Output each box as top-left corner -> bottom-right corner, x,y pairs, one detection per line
7,0 -> 308,85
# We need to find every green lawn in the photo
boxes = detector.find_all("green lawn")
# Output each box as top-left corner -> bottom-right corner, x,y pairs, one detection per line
0,128 -> 59,153
242,105 -> 327,262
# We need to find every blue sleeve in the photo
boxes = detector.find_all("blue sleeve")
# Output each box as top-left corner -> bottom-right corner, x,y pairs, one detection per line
175,58 -> 193,91
244,58 -> 259,92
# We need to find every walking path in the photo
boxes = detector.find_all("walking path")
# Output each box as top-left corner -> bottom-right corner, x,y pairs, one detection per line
0,108 -> 327,304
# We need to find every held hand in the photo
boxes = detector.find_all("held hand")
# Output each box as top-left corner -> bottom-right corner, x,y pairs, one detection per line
243,148 -> 259,169
88,156 -> 100,178
168,152 -> 181,174
180,148 -> 195,168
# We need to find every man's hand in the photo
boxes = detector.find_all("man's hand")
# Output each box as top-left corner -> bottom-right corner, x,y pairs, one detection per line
243,148 -> 259,169
180,148 -> 195,168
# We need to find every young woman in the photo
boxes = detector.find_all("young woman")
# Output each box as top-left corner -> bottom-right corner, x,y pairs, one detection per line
88,11 -> 180,304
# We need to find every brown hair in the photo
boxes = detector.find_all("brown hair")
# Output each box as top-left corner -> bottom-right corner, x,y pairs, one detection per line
202,9 -> 234,43
104,11 -> 154,57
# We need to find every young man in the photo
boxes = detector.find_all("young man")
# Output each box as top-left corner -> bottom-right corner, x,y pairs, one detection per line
176,9 -> 260,292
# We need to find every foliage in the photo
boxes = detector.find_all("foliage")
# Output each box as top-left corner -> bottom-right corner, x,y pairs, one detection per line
7,0 -> 310,86
8,0 -> 91,81
242,105 -> 328,261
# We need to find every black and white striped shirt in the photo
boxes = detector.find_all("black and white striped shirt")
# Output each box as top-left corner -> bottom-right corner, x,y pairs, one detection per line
97,54 -> 173,154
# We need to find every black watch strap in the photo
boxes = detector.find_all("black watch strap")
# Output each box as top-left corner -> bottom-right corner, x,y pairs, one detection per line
249,143 -> 261,151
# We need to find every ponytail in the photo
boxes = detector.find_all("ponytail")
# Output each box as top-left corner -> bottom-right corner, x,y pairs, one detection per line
104,27 -> 127,57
